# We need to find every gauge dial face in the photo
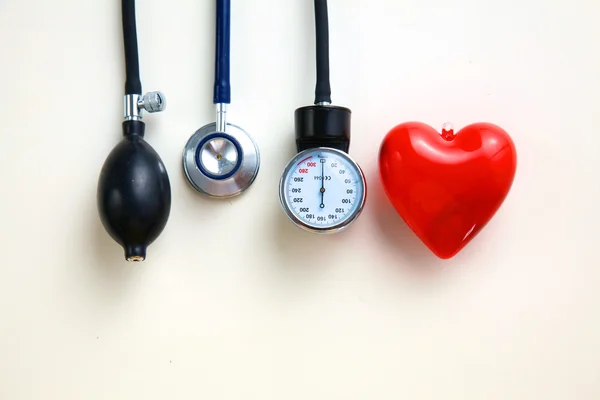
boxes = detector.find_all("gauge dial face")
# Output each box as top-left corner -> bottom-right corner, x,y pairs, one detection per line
280,148 -> 366,232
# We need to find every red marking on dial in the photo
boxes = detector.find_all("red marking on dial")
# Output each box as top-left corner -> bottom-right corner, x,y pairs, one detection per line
297,156 -> 313,166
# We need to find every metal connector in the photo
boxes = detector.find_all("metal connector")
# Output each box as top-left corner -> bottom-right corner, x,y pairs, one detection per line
124,91 -> 167,121
216,103 -> 227,133
139,91 -> 166,113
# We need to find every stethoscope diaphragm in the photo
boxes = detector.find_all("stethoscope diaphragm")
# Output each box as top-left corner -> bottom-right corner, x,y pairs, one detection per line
183,120 -> 259,198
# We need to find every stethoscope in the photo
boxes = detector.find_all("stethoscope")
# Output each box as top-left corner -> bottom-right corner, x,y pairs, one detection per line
97,0 -> 171,262
183,0 -> 260,198
279,0 -> 367,234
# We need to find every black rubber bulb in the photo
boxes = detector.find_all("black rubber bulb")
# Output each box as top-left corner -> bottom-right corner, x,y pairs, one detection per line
97,120 -> 171,261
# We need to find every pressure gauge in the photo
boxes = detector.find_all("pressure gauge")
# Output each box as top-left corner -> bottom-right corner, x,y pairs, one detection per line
279,147 -> 366,233
281,0 -> 365,233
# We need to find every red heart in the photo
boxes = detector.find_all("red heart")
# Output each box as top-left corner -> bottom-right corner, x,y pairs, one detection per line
378,122 -> 517,259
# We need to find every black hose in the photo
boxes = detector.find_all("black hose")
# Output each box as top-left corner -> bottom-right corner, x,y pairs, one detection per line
314,0 -> 331,104
122,0 -> 142,95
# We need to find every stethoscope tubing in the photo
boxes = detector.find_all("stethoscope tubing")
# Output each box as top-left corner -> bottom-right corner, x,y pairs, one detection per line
214,0 -> 231,105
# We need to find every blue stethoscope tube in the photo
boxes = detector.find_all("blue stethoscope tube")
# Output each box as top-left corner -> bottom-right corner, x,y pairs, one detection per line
214,0 -> 231,105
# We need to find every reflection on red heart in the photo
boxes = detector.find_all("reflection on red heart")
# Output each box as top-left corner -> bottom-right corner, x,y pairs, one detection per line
378,122 -> 517,259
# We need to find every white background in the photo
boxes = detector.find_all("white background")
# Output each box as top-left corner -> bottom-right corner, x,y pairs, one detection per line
1,0 -> 599,398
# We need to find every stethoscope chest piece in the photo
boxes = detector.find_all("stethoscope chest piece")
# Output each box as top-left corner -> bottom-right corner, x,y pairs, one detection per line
183,121 -> 259,198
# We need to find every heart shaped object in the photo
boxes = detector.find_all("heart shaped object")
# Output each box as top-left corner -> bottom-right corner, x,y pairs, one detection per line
378,122 -> 517,259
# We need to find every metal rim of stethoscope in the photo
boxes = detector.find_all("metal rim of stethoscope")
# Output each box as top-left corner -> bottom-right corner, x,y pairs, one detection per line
183,121 -> 260,199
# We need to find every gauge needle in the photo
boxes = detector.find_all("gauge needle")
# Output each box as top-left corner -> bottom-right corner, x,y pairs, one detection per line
320,162 -> 325,208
